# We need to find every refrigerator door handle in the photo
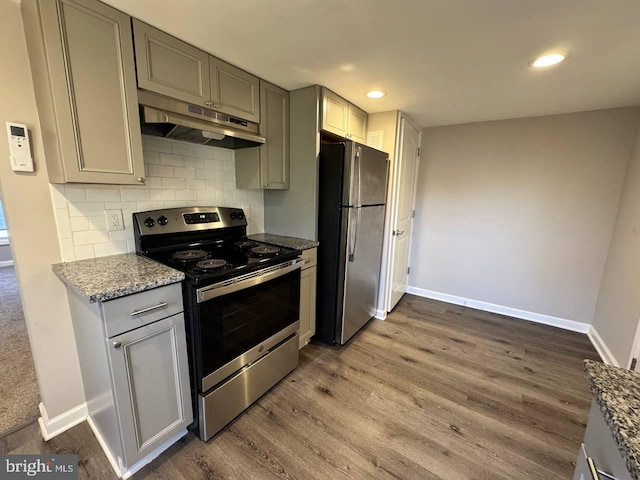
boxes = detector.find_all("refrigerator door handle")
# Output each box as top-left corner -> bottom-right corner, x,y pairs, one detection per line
356,146 -> 362,207
348,207 -> 360,262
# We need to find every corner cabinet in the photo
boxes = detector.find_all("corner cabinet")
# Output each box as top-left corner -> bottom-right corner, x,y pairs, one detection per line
133,20 -> 260,123
299,248 -> 317,348
22,0 -> 145,185
236,81 -> 290,189
65,283 -> 193,477
321,87 -> 368,143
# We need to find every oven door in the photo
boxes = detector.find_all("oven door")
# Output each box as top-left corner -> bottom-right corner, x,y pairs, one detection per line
195,260 -> 302,392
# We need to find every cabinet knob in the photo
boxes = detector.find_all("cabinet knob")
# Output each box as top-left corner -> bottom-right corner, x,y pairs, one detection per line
137,177 -> 145,183
263,183 -> 269,187
205,101 -> 213,107
113,341 -> 122,349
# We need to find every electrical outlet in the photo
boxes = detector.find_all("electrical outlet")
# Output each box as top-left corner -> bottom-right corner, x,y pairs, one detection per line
105,209 -> 124,231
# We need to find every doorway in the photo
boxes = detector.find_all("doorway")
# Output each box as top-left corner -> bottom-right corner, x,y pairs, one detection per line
0,193 -> 40,437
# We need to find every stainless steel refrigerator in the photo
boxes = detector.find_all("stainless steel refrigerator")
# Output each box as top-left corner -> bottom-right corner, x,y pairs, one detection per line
316,141 -> 389,345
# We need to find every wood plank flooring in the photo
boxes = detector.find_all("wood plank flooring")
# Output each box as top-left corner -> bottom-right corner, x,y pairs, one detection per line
0,295 -> 600,479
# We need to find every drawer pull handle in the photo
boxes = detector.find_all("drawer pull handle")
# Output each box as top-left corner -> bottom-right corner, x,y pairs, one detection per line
131,302 -> 168,317
587,457 -> 618,480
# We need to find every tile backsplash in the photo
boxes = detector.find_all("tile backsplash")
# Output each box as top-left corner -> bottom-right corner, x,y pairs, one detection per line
50,136 -> 264,262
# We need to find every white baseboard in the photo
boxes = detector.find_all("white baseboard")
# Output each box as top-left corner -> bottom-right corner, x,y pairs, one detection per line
406,286 -> 591,333
88,414 -> 188,479
0,260 -> 14,267
587,326 -> 619,366
374,309 -> 387,320
38,402 -> 87,441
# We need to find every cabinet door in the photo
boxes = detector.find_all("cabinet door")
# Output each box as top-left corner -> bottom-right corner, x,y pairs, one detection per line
209,56 -> 260,122
38,0 -> 144,184
298,266 -> 317,348
322,88 -> 349,138
133,19 -> 210,107
108,313 -> 193,467
260,81 -> 289,189
348,103 -> 368,143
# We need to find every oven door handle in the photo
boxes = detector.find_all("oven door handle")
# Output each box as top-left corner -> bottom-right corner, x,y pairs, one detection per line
197,259 -> 304,303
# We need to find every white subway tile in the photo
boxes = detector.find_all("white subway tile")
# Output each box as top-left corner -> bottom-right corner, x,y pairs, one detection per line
50,185 -> 67,209
70,216 -> 90,232
207,180 -> 225,191
213,148 -> 233,162
126,240 -> 136,253
105,201 -> 137,210
144,177 -> 162,188
74,245 -> 95,260
65,185 -> 87,202
89,215 -> 107,230
135,201 -> 164,211
221,170 -> 235,181
60,239 -> 76,262
195,169 -> 217,180
94,241 -> 128,257
184,157 -> 206,169
86,187 -> 121,202
193,145 -> 214,159
157,165 -> 174,177
142,136 -> 172,153
108,229 -> 132,242
223,180 -> 236,190
161,178 -> 186,189
73,229 -> 109,246
143,151 -> 161,164
175,190 -> 198,201
121,189 -> 150,201
149,189 -> 176,201
242,204 -> 252,218
54,208 -> 72,239
68,202 -> 106,217
146,164 -> 160,177
163,201 -> 188,208
186,179 -> 207,190
217,190 -> 233,201
173,167 -> 196,178
205,159 -> 223,171
171,142 -> 195,156
160,153 -> 184,167
197,190 -> 216,201
223,161 -> 235,172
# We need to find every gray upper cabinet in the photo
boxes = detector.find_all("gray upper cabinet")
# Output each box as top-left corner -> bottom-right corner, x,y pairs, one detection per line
321,87 -> 368,142
22,0 -> 145,185
209,57 -> 260,123
236,80 -> 289,189
132,21 -> 260,123
133,19 -> 210,107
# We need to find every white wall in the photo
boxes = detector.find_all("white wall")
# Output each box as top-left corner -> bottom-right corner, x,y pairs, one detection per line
0,1 -> 84,418
410,108 -> 640,325
591,124 -> 640,365
51,136 -> 264,261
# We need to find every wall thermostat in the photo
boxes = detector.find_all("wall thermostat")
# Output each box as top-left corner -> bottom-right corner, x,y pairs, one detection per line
6,122 -> 34,172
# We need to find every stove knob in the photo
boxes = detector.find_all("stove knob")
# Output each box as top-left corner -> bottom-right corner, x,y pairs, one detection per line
237,212 -> 245,219
144,217 -> 155,228
230,212 -> 237,220
157,215 -> 168,226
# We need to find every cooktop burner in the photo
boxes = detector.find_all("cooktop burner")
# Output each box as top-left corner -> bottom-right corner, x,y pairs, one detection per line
172,249 -> 209,262
250,245 -> 282,256
195,259 -> 227,270
234,240 -> 257,249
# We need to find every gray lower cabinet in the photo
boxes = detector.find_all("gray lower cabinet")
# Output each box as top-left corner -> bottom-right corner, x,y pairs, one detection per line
573,401 -> 632,480
299,248 -> 317,348
236,81 -> 290,189
132,20 -> 260,123
66,283 -> 192,476
22,0 -> 145,185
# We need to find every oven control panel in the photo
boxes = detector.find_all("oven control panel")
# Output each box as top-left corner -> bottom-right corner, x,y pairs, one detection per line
133,207 -> 247,236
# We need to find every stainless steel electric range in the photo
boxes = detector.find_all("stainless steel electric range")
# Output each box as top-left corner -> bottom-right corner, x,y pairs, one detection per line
133,206 -> 303,441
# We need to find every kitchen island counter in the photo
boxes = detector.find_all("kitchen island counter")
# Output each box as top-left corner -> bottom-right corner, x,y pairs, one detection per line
248,233 -> 319,251
584,359 -> 640,480
53,253 -> 184,303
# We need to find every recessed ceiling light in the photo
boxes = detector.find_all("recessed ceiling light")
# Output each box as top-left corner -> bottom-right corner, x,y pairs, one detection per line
367,90 -> 386,99
530,53 -> 567,68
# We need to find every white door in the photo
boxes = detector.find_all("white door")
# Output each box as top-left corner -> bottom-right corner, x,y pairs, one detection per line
387,118 -> 420,310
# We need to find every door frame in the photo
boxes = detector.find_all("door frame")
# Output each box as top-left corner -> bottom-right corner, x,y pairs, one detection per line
628,316 -> 640,369
376,112 -> 421,318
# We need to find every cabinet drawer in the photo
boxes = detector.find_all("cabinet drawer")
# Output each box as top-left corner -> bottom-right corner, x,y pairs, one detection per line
300,248 -> 317,270
101,283 -> 183,338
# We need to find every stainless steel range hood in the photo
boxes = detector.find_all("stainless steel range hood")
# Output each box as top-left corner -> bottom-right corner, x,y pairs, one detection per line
138,90 -> 265,149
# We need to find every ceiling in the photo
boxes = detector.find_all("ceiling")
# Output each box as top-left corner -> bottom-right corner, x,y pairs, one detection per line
102,0 -> 640,127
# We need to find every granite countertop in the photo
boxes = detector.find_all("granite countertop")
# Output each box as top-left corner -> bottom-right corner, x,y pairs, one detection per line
248,233 -> 319,251
53,253 -> 184,303
584,359 -> 640,480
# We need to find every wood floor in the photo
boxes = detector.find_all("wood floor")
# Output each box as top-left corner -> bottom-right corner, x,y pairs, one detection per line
0,295 -> 600,479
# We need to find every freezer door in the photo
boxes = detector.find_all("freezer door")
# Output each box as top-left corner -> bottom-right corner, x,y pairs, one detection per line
341,205 -> 385,344
342,142 -> 389,207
